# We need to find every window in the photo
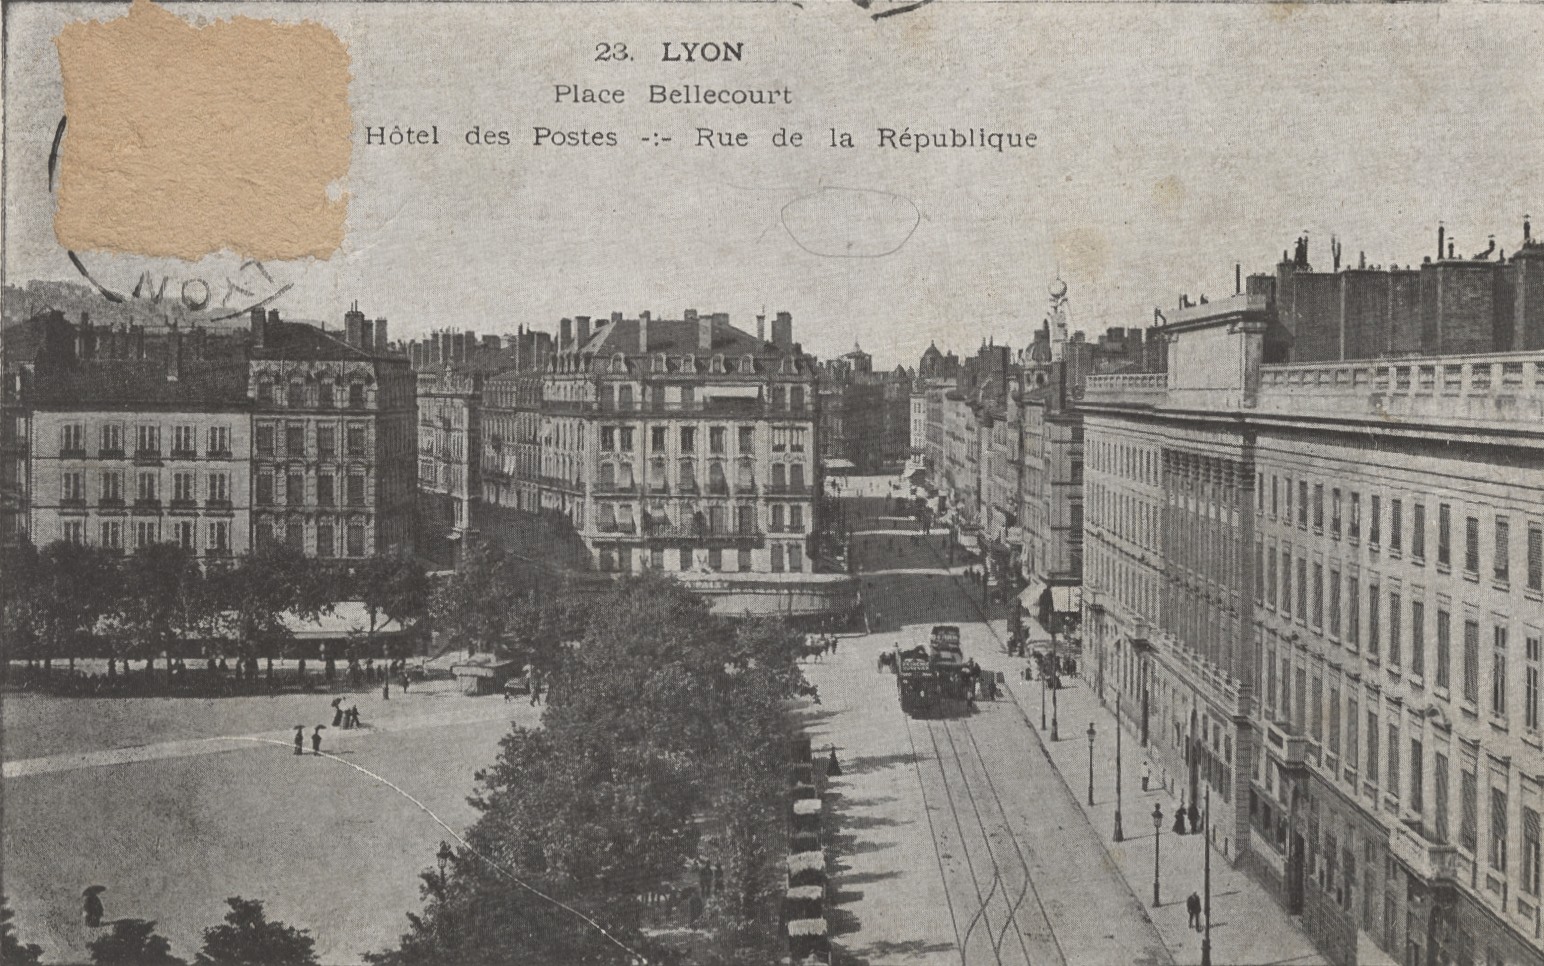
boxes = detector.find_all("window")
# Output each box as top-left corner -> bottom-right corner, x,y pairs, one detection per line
679,547 -> 692,571
1328,566 -> 1339,636
1272,476 -> 1280,518
790,463 -> 805,490
1347,695 -> 1359,771
1388,592 -> 1401,666
318,425 -> 336,458
208,521 -> 230,555
347,474 -> 365,506
100,470 -> 122,504
1463,619 -> 1480,704
1267,547 -> 1279,608
170,424 -> 194,455
708,548 -> 723,571
1328,683 -> 1342,760
1438,504 -> 1452,566
680,427 -> 696,454
1527,635 -> 1541,732
1413,504 -> 1426,560
619,427 -> 634,452
1366,710 -> 1379,785
99,520 -> 122,551
1465,516 -> 1480,574
286,424 -> 305,457
1436,609 -> 1451,689
256,471 -> 274,505
678,459 -> 697,492
60,423 -> 85,453
737,504 -> 755,534
136,471 -> 158,504
100,423 -> 122,454
651,427 -> 668,452
347,425 -> 368,456
600,427 -> 616,451
1347,576 -> 1360,647
1299,480 -> 1308,527
738,426 -> 754,454
771,505 -> 785,531
1460,766 -> 1478,854
319,382 -> 334,408
709,426 -> 725,454
1350,492 -> 1361,541
738,548 -> 751,571
136,424 -> 160,455
208,472 -> 229,504
287,471 -> 304,507
1367,582 -> 1379,656
1494,517 -> 1510,583
347,523 -> 366,557
1522,806 -> 1541,900
771,544 -> 784,572
1332,488 -> 1342,537
1312,674 -> 1324,741
316,521 -> 334,557
173,472 -> 195,504
349,383 -> 365,408
208,425 -> 230,455
1314,484 -> 1324,530
650,547 -> 665,570
790,505 -> 804,532
173,520 -> 195,551
60,471 -> 84,503
1531,524 -> 1544,593
1435,753 -> 1449,843
1387,724 -> 1400,803
1491,625 -> 1507,717
1390,499 -> 1402,553
257,378 -> 274,405
256,424 -> 275,457
1410,739 -> 1424,815
1412,601 -> 1426,677
318,474 -> 334,507
1369,495 -> 1380,546
1490,788 -> 1508,873
135,520 -> 157,550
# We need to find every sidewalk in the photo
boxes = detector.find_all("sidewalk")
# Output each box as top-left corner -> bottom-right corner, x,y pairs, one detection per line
996,663 -> 1325,966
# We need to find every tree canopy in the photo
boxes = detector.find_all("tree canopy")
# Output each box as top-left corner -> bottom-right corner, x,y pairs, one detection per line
195,897 -> 318,966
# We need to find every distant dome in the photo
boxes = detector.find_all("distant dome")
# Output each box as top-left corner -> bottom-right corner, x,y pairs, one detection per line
1048,278 -> 1068,299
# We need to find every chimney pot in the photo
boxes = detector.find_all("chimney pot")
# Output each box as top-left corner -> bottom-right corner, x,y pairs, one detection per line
374,318 -> 389,353
576,316 -> 592,347
560,318 -> 573,348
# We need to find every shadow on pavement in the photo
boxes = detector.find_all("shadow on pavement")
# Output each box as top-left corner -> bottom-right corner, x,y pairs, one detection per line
834,937 -> 957,966
835,752 -> 915,777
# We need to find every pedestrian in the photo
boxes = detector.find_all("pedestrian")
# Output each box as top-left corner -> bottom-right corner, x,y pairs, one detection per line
400,673 -> 410,694
383,677 -> 390,700
312,725 -> 324,755
1188,798 -> 1201,834
1141,759 -> 1151,792
294,726 -> 305,755
83,888 -> 104,928
1186,891 -> 1202,931
1173,797 -> 1188,835
331,698 -> 344,727
529,671 -> 543,706
830,637 -> 839,657
828,744 -> 842,777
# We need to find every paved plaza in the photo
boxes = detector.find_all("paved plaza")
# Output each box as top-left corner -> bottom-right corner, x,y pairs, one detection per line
3,679 -> 530,965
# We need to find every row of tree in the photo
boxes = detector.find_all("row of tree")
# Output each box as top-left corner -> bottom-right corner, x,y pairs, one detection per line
367,564 -> 816,965
1,540 -> 428,680
2,894 -> 319,966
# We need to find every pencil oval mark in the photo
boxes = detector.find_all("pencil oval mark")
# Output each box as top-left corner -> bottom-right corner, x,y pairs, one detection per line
781,187 -> 920,258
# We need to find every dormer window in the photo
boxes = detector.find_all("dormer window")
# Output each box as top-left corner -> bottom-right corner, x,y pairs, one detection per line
613,353 -> 627,372
682,353 -> 696,372
740,354 -> 755,374
711,354 -> 725,373
654,352 -> 668,373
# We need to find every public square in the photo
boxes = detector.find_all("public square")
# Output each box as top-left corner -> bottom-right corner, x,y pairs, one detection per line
5,474 -> 1322,965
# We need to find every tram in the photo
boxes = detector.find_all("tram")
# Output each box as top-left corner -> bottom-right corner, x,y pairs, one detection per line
896,626 -> 972,718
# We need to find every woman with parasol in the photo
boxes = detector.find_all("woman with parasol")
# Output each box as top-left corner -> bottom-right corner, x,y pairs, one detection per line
82,886 -> 106,927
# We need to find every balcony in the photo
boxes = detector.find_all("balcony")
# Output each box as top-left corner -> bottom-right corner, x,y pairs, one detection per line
170,448 -> 197,459
767,483 -> 811,497
205,499 -> 233,510
98,497 -> 125,509
592,481 -> 638,496
1264,719 -> 1310,768
642,520 -> 765,545
1257,353 -> 1544,429
96,447 -> 124,459
169,498 -> 197,511
1388,820 -> 1459,883
1083,372 -> 1169,406
60,496 -> 87,511
133,498 -> 162,511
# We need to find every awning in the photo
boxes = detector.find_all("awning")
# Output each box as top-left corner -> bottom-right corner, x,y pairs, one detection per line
1018,581 -> 1082,613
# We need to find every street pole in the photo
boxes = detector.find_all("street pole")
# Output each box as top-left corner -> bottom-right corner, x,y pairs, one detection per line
1087,722 -> 1096,806
1050,621 -> 1059,742
1202,786 -> 1213,966
1115,699 -> 1125,842
1040,646 -> 1048,730
1152,803 -> 1163,907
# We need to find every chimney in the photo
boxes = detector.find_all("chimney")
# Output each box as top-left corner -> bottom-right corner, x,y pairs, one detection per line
698,311 -> 712,351
360,319 -> 374,350
374,318 -> 388,353
772,311 -> 793,350
1438,223 -> 1445,262
639,310 -> 651,354
344,302 -> 364,346
166,328 -> 183,382
251,306 -> 267,348
560,318 -> 573,348
576,316 -> 592,347
1235,264 -> 1241,295
756,313 -> 766,342
1448,240 -> 1456,260
611,311 -> 623,325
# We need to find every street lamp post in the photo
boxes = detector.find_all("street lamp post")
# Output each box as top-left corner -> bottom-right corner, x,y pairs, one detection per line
1114,699 -> 1124,842
1040,646 -> 1048,730
1086,722 -> 1096,806
1152,804 -> 1163,907
1201,786 -> 1213,966
1050,617 -> 1060,742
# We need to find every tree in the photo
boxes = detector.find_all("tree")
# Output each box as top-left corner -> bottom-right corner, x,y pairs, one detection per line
0,543 -> 41,680
0,894 -> 43,966
194,897 -> 317,966
354,551 -> 429,661
426,537 -> 517,658
118,543 -> 202,678
88,918 -> 186,966
219,546 -> 334,683
28,541 -> 119,675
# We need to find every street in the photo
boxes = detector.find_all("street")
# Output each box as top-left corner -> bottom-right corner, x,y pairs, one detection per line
802,475 -> 1322,966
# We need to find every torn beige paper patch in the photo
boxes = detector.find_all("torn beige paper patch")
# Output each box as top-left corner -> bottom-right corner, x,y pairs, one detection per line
53,0 -> 351,261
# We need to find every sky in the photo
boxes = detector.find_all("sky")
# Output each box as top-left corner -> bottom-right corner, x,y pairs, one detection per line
7,2 -> 1544,370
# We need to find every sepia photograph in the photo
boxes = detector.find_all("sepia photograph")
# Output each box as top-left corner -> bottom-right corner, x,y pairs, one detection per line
3,2 -> 1544,964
